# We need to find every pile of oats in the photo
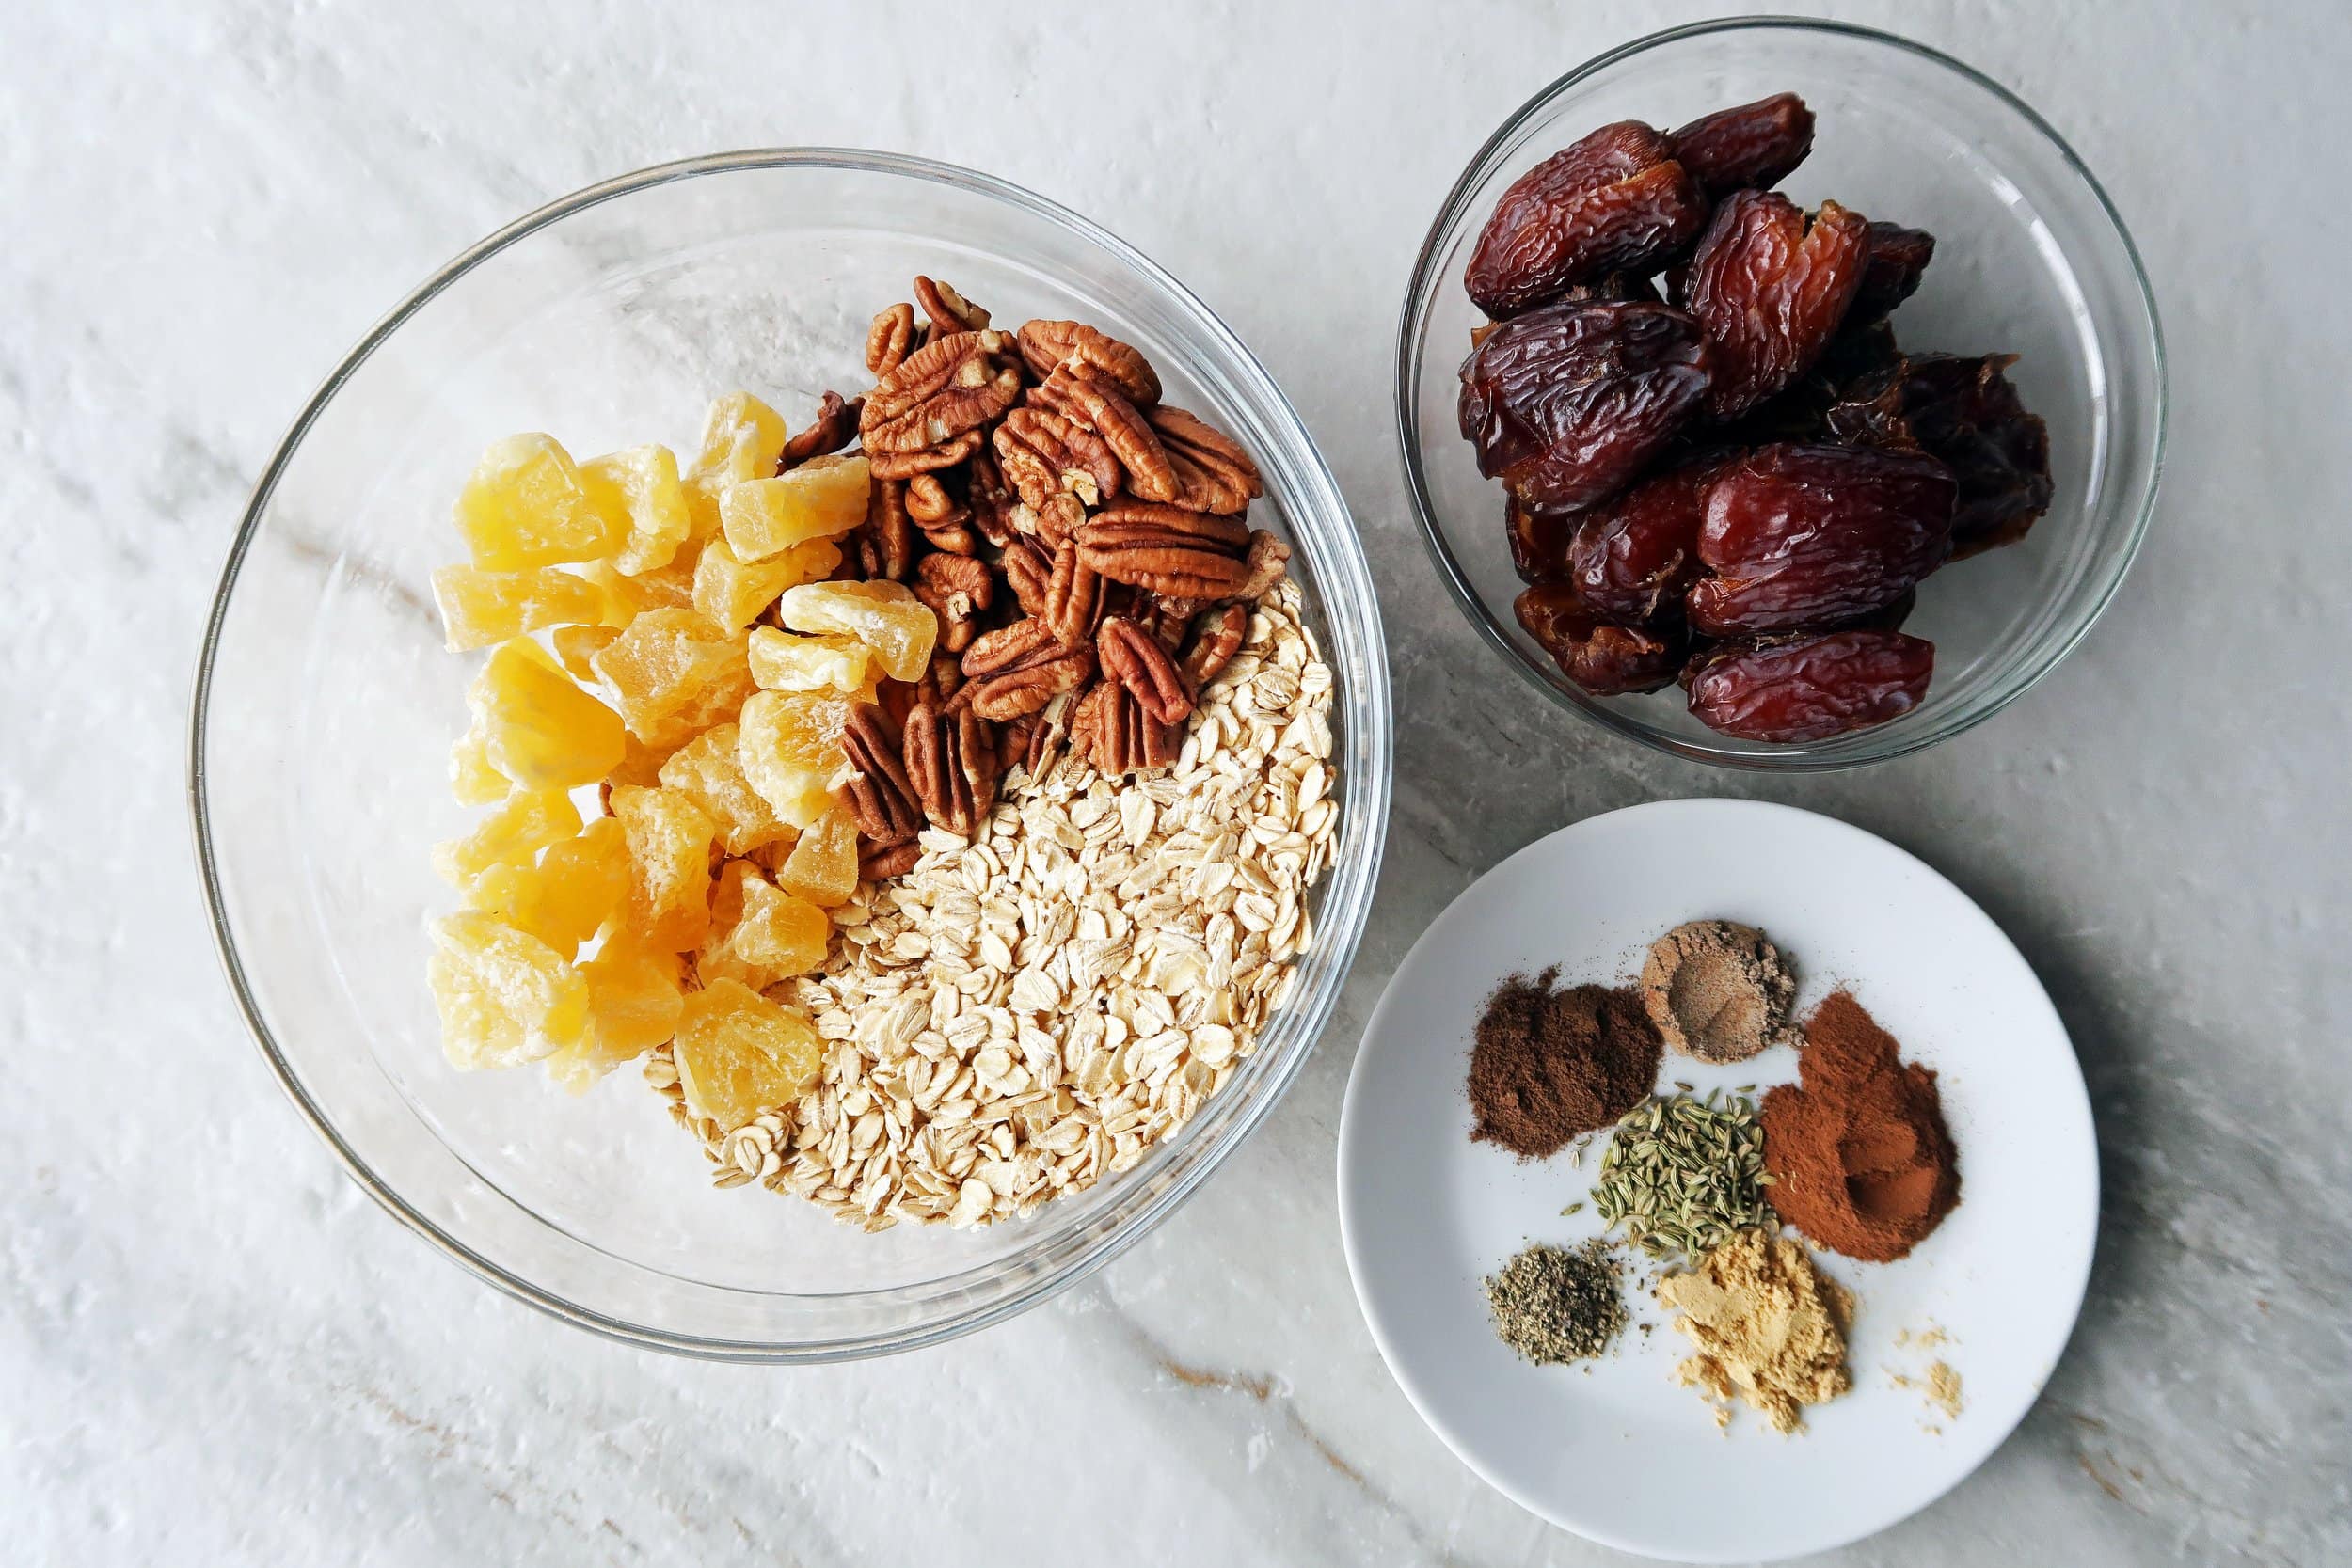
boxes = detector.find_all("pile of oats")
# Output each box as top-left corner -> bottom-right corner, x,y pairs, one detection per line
644,579 -> 1339,1228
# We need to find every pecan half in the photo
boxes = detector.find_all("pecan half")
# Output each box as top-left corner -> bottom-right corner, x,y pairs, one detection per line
912,552 -> 993,654
1236,529 -> 1293,602
1001,535 -> 1055,619
902,702 -> 999,837
962,615 -> 1062,678
904,474 -> 963,527
1146,403 -> 1263,515
1031,366 -> 1175,503
841,705 -> 923,845
861,330 -> 1022,454
1010,492 -> 1088,549
850,477 -> 916,581
859,841 -> 923,882
918,519 -> 980,556
1043,538 -> 1108,647
1072,679 -> 1179,775
915,648 -> 965,707
965,447 -> 1020,546
958,618 -> 1097,721
780,391 -> 864,470
1015,320 -> 1162,405
1180,602 -> 1248,688
914,275 -> 990,333
1098,615 -> 1195,724
994,407 -> 1123,510
865,426 -> 984,480
866,304 -> 916,378
1075,503 -> 1253,599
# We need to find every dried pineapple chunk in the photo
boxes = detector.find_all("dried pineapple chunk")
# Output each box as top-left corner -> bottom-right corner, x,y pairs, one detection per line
461,816 -> 629,957
777,800 -> 860,908
580,443 -> 691,577
468,638 -> 626,791
685,392 -> 789,542
450,726 -> 509,805
746,628 -> 875,695
432,787 -> 581,886
453,434 -> 624,570
657,722 -> 790,856
701,873 -> 830,990
431,565 -> 610,651
425,911 -> 588,1069
737,690 -> 855,830
775,579 -> 937,681
672,979 -> 822,1132
629,657 -> 756,754
719,454 -> 870,562
580,553 -> 700,626
609,784 -> 716,952
589,607 -> 743,737
692,535 -> 842,632
549,624 -> 620,681
547,937 -> 684,1091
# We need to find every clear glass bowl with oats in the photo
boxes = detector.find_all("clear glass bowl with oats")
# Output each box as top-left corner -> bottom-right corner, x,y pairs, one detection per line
193,151 -> 1391,1360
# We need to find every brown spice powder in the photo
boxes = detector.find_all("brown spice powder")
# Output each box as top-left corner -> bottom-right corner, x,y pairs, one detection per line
1469,970 -> 1661,1159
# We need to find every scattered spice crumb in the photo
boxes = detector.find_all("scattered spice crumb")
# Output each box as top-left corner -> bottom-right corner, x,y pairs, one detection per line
1892,1360 -> 1965,1422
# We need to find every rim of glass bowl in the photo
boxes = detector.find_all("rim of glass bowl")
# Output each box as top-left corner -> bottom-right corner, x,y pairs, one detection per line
190,148 -> 1392,1361
1394,16 -> 2168,772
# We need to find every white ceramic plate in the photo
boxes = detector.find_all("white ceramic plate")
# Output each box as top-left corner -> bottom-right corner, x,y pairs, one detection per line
1338,800 -> 2096,1562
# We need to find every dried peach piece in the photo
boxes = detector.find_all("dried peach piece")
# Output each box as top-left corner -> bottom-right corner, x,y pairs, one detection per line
425,911 -> 589,1069
453,434 -> 624,570
672,979 -> 823,1132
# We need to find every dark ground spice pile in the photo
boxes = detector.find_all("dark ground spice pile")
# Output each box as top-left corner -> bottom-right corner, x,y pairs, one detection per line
1469,969 -> 1663,1159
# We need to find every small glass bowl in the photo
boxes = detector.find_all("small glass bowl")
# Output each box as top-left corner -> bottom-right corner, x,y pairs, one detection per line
1397,18 -> 2165,768
192,150 -> 1391,1360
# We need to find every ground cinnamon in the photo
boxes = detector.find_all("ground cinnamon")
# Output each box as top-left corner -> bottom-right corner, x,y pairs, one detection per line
1760,990 -> 1959,1261
1469,970 -> 1661,1159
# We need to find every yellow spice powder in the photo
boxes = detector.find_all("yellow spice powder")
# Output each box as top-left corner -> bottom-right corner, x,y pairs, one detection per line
1657,1231 -> 1851,1433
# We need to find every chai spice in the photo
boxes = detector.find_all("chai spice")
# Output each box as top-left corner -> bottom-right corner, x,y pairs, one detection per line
1469,970 -> 1662,1159
1760,991 -> 1960,1261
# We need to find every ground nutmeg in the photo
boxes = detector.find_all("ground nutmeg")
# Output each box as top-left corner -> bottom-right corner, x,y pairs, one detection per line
1760,990 -> 1960,1261
1469,969 -> 1662,1159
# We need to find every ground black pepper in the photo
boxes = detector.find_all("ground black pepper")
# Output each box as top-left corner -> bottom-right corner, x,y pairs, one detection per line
1482,1239 -> 1628,1365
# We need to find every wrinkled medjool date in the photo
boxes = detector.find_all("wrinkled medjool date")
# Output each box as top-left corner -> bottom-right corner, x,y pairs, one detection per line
1680,192 -> 1872,419
1826,353 -> 2054,558
1568,454 -> 1729,625
1465,122 -> 1709,317
1504,492 -> 1581,583
1668,93 -> 1817,198
1458,300 -> 1712,510
1514,584 -> 1686,694
1685,630 -> 1934,740
1689,442 -> 1956,635
1712,318 -> 1904,447
1850,221 -> 1937,321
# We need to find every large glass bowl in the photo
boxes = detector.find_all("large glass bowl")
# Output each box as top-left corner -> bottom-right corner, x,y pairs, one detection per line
1398,19 -> 2165,768
192,150 -> 1391,1360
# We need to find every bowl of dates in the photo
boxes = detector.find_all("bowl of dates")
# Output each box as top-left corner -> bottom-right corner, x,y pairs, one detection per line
1397,18 -> 2164,767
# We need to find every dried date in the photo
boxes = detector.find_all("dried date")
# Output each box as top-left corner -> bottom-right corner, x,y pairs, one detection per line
1685,630 -> 1933,741
1825,352 -> 2053,559
1667,93 -> 1816,198
1567,454 -> 1728,624
1458,300 -> 1712,510
1689,442 -> 1956,635
1681,192 -> 1871,419
1849,221 -> 1936,322
1464,121 -> 1708,317
1504,492 -> 1581,583
1512,584 -> 1684,695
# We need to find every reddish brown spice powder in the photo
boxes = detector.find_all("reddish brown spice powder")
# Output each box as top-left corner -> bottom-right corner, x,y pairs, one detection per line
1760,990 -> 1960,1261
1469,970 -> 1662,1159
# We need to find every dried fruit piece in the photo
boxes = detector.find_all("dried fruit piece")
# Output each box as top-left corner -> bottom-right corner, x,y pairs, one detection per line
426,911 -> 589,1070
548,938 -> 684,1091
452,434 -> 625,570
776,801 -> 860,907
580,444 -> 692,576
549,624 -> 621,682
1825,353 -> 2053,559
449,727 -> 508,805
1568,456 -> 1727,624
1686,630 -> 1934,741
671,979 -> 823,1132
745,629 -> 876,696
461,816 -> 630,957
608,784 -> 717,952
430,565 -> 610,652
1712,317 -> 1903,447
685,392 -> 790,540
699,872 -> 830,990
468,639 -> 626,791
432,787 -> 582,886
657,722 -> 791,856
691,534 -> 842,630
719,454 -> 871,562
589,607 -> 745,738
1513,585 -> 1686,695
775,580 -> 939,682
1849,221 -> 1936,322
737,689 -> 856,828
1503,493 -> 1581,584
1457,300 -> 1712,510
1691,443 -> 1956,635
1667,93 -> 1816,198
1681,193 -> 1871,419
1464,121 -> 1708,317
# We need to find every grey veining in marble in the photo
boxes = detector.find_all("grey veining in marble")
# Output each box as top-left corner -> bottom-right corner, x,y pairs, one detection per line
5,0 -> 2347,1563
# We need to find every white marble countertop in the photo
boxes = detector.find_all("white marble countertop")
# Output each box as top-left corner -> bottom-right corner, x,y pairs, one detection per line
7,1 -> 2346,1562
